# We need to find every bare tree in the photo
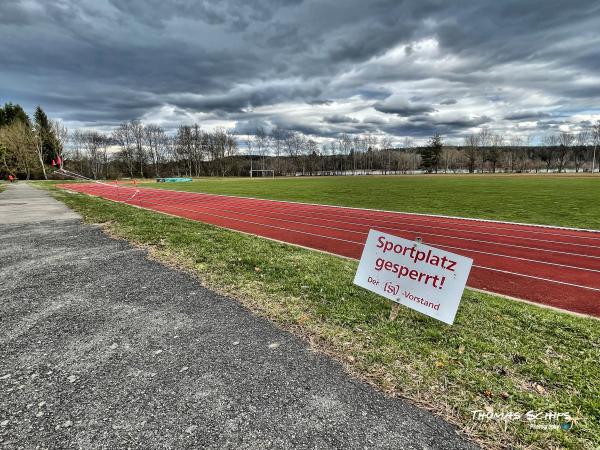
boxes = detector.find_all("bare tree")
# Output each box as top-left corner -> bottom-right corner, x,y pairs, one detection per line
113,122 -> 135,177
592,121 -> 600,173
69,130 -> 86,174
478,127 -> 492,172
82,131 -> 107,180
507,135 -> 522,173
51,120 -> 68,169
338,134 -> 352,174
556,131 -> 574,173
464,134 -> 479,173
489,133 -> 504,173
380,136 -> 393,174
175,125 -> 193,176
574,128 -> 590,172
306,138 -> 318,175
144,124 -> 167,177
33,124 -> 48,180
271,127 -> 287,176
129,120 -> 146,177
254,127 -> 270,171
190,124 -> 204,177
541,135 -> 557,172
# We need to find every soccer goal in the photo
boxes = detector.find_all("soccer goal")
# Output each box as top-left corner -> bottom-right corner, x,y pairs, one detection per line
250,169 -> 275,178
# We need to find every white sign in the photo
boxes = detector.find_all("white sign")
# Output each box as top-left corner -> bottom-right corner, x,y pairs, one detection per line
353,229 -> 473,325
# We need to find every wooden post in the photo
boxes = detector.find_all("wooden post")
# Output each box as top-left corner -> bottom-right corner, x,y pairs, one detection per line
389,303 -> 400,321
389,237 -> 423,321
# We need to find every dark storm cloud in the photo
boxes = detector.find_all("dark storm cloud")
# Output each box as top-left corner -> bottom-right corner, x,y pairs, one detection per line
1,0 -> 599,139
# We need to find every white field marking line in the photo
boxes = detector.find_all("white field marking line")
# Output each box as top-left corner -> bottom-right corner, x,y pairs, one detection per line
467,287 -> 600,320
121,188 -> 600,250
430,242 -> 600,274
117,190 -> 600,272
137,184 -> 600,238
56,170 -> 117,188
132,190 -> 600,256
125,189 -> 140,201
121,192 -> 600,280
472,266 -> 600,292
68,187 -> 600,293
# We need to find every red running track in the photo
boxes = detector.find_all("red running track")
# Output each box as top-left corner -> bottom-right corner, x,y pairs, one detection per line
60,183 -> 600,317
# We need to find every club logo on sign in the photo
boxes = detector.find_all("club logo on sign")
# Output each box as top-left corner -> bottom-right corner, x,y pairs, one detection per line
354,229 -> 473,325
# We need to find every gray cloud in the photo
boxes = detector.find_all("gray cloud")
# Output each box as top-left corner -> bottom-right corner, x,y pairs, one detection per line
374,96 -> 436,117
440,99 -> 457,105
503,111 -> 553,121
324,114 -> 359,124
1,0 -> 599,142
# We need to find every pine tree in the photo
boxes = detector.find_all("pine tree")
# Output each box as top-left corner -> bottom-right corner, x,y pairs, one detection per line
0,103 -> 31,127
34,106 -> 59,164
421,133 -> 443,173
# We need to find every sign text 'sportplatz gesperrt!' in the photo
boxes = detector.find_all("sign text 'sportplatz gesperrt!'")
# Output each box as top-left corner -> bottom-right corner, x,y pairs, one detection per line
354,229 -> 473,325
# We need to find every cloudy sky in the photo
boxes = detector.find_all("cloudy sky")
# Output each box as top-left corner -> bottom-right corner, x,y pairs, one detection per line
2,0 -> 599,144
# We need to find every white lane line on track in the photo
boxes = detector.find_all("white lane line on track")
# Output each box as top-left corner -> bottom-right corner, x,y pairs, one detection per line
133,185 -> 600,239
472,266 -> 600,292
64,186 -> 600,292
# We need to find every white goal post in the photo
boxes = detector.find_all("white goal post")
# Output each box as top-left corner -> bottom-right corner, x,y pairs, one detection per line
250,169 -> 275,178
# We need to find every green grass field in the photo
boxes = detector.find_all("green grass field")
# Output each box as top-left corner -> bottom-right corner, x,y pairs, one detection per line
46,182 -> 600,450
143,174 -> 600,230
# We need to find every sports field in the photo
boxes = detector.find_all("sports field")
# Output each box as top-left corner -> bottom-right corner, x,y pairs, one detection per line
139,175 -> 600,230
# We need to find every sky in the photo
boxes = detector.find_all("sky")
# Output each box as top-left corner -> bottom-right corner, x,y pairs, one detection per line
1,0 -> 600,145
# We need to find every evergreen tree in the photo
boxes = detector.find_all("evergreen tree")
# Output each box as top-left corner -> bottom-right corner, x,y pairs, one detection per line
421,133 -> 443,173
0,103 -> 31,127
33,106 -> 59,164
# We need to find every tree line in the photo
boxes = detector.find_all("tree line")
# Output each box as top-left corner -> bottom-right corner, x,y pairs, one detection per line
0,103 -> 67,179
2,102 -> 600,180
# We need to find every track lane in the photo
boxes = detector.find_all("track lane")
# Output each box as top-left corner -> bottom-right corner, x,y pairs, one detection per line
60,183 -> 600,317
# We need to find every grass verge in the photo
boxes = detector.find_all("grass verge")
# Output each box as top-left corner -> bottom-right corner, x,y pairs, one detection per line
48,186 -> 599,449
142,175 -> 600,230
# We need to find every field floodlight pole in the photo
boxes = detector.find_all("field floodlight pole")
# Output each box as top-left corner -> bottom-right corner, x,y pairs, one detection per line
250,158 -> 253,178
593,145 -> 597,174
